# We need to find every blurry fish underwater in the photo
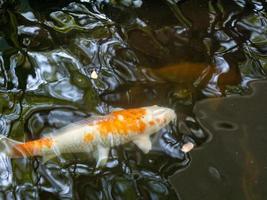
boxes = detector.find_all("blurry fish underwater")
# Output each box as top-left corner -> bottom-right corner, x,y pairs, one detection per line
0,105 -> 183,167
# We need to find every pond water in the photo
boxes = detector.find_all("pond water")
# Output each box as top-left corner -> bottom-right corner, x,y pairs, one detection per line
0,0 -> 266,199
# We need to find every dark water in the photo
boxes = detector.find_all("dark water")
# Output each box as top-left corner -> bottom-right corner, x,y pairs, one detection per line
0,0 -> 266,199
177,80 -> 267,200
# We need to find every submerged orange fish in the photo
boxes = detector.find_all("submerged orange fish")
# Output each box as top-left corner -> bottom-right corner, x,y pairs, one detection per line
0,105 -> 176,167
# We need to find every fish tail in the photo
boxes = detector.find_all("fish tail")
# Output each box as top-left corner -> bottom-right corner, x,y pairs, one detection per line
0,134 -> 24,158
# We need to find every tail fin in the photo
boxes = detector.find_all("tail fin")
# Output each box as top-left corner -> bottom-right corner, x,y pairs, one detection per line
0,135 -> 24,158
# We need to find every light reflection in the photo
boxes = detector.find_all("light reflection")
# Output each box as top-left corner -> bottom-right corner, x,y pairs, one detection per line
37,164 -> 73,198
0,153 -> 12,189
0,0 -> 266,199
20,11 -> 37,22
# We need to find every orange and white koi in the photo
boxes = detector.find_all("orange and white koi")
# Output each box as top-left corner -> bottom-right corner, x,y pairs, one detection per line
0,105 -> 177,167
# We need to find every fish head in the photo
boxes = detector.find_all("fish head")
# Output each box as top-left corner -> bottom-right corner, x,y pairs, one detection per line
144,105 -> 176,133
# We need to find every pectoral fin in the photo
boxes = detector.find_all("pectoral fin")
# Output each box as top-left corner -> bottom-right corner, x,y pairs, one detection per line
133,135 -> 152,154
95,145 -> 110,168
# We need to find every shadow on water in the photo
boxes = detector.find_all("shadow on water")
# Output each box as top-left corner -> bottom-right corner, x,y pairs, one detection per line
0,0 -> 266,199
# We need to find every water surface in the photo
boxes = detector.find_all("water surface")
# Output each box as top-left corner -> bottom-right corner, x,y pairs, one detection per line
0,0 -> 266,199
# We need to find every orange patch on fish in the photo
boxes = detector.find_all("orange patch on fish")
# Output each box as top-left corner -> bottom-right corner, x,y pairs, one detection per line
83,133 -> 94,143
97,108 -> 147,138
13,137 -> 54,157
149,121 -> 155,126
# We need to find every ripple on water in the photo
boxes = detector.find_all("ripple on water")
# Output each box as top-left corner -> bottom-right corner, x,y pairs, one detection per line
17,25 -> 53,50
37,164 -> 73,198
0,154 -> 12,189
0,0 -> 266,199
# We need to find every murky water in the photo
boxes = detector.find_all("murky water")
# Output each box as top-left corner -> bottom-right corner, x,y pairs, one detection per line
0,0 -> 266,199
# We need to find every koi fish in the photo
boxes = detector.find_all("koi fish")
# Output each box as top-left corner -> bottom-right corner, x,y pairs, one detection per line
0,105 -> 176,167
151,62 -> 241,87
150,62 -> 214,85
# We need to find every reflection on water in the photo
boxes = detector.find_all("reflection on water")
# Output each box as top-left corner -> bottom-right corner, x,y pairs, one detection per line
0,0 -> 266,199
